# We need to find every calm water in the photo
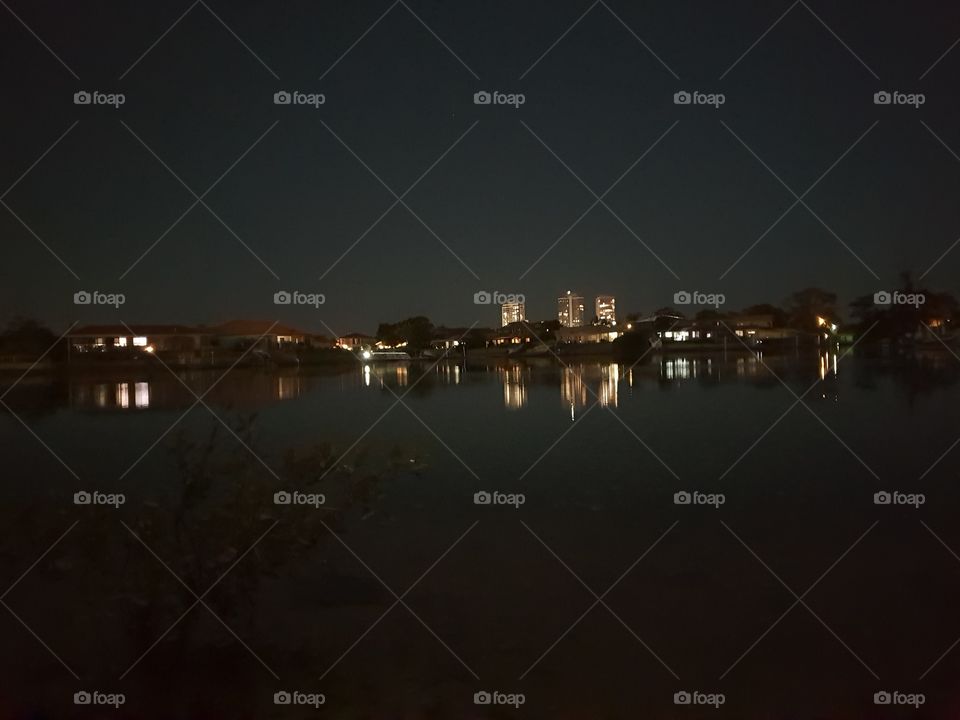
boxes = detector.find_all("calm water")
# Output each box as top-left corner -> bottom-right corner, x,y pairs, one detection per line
3,352 -> 960,718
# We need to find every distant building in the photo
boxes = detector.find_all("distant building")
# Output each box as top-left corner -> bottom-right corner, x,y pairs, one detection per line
557,291 -> 585,327
595,295 -> 616,325
336,332 -> 377,350
501,301 -> 526,327
556,326 -> 618,344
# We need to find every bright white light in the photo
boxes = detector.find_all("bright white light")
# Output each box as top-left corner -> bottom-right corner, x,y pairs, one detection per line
144,345 -> 155,353
362,350 -> 372,360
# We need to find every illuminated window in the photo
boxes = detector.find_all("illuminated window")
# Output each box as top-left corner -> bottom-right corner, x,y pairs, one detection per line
115,337 -> 128,347
116,382 -> 129,408
132,336 -> 147,347
134,382 -> 150,408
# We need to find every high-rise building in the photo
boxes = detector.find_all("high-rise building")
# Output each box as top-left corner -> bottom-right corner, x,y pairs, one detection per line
557,291 -> 585,327
501,301 -> 526,327
595,295 -> 616,325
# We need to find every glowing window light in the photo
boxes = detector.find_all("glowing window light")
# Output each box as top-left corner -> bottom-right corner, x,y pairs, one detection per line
134,382 -> 150,408
132,336 -> 147,347
116,382 -> 129,409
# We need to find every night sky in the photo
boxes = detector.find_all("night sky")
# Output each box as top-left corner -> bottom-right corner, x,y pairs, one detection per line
3,0 -> 960,335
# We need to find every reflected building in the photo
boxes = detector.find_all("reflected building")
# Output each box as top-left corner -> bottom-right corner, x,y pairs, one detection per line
438,363 -> 461,385
500,365 -> 528,410
561,366 -> 588,412
598,363 -> 619,407
735,355 -> 760,378
661,357 -> 715,382
77,381 -> 151,410
558,291 -> 585,327
277,375 -> 304,400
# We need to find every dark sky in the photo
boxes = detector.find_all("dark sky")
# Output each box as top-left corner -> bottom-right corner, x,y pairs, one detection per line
3,0 -> 960,335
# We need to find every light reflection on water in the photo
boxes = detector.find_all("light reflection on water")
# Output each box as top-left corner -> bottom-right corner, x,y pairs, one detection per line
500,365 -> 527,410
46,349 -> 906,415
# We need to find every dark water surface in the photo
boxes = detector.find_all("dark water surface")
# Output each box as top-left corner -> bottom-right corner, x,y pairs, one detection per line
2,352 -> 960,718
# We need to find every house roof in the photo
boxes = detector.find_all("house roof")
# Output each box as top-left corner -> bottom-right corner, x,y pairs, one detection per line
212,320 -> 307,336
70,321 -> 315,338
338,332 -> 376,339
70,324 -> 200,336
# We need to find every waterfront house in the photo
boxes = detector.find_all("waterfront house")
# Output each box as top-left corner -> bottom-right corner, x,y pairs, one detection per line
555,325 -> 619,344
68,324 -> 207,355
212,320 -> 309,350
336,333 -> 377,350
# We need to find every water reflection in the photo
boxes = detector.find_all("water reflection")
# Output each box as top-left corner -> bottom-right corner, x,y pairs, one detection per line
559,363 -> 620,413
561,366 -> 588,413
277,375 -> 303,400
12,351 -> 959,419
500,365 -> 527,410
76,381 -> 152,410
67,371 -> 315,411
